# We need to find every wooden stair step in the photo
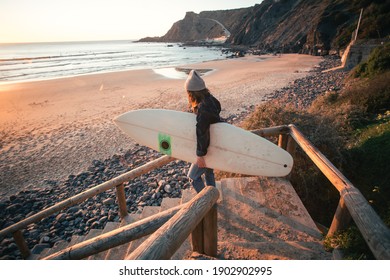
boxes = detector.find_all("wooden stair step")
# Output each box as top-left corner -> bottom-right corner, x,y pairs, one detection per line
218,241 -> 332,260
218,177 -> 322,244
181,183 -> 220,203
38,234 -> 86,260
39,239 -> 67,259
68,235 -> 85,247
81,229 -> 103,260
105,214 -> 140,260
256,177 -> 318,230
160,197 -> 190,260
181,188 -> 196,204
88,222 -> 120,260
215,177 -> 331,260
125,206 -> 160,256
160,198 -> 181,210
44,240 -> 69,258
35,247 -> 51,260
27,243 -> 51,260
84,229 -> 103,240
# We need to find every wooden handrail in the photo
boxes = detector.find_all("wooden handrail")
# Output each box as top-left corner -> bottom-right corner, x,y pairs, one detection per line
127,185 -> 219,260
251,125 -> 289,138
0,155 -> 175,240
44,203 -> 186,260
288,124 -> 390,260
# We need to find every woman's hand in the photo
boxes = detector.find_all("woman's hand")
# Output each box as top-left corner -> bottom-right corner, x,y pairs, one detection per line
196,156 -> 206,168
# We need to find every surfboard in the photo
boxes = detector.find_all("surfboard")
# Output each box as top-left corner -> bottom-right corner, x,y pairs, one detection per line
114,109 -> 293,177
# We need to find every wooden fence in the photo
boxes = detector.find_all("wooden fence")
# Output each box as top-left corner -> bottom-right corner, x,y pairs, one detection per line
252,124 -> 390,260
1,124 -> 389,259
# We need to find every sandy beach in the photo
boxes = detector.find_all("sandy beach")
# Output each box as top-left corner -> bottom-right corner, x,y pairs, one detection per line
0,54 -> 321,197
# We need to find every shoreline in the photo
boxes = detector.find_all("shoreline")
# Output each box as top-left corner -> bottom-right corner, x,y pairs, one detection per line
0,54 -> 322,198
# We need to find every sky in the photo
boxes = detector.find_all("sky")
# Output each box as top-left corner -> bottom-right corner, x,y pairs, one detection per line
0,0 -> 263,43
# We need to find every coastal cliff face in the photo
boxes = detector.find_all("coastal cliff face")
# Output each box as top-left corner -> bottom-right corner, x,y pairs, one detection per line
139,0 -> 389,55
140,9 -> 249,43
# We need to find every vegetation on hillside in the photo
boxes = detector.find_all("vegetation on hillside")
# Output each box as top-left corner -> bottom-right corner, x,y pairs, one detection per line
241,44 -> 390,259
353,41 -> 390,78
334,0 -> 390,49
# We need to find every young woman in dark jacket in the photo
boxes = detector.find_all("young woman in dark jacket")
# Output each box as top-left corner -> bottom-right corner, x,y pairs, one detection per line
184,70 -> 222,193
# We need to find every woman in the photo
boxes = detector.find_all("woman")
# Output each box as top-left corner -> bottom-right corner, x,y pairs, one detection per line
184,70 -> 222,193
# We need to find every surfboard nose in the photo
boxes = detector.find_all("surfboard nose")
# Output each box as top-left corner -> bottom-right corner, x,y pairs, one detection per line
113,114 -> 131,134
113,115 -> 122,124
113,111 -> 133,126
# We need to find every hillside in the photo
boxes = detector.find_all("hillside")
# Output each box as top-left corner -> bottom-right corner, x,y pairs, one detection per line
139,0 -> 390,55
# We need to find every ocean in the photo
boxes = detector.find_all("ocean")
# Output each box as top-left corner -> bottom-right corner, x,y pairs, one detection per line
0,40 -> 226,84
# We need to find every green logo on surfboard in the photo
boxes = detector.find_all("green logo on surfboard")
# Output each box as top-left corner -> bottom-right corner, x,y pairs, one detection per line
158,133 -> 172,156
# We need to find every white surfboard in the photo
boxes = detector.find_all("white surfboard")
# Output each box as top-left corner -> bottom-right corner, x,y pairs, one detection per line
114,109 -> 293,177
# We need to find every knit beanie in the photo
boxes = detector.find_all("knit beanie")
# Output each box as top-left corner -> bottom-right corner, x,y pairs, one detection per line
184,70 -> 206,91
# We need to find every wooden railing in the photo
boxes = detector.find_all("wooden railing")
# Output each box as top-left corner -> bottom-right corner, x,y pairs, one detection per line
252,124 -> 390,260
1,124 -> 389,260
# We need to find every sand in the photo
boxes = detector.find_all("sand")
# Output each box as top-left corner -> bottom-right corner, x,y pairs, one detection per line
0,54 -> 321,197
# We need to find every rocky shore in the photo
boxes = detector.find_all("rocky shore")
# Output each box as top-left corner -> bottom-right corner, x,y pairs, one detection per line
265,55 -> 348,109
0,147 -> 191,259
0,55 -> 348,260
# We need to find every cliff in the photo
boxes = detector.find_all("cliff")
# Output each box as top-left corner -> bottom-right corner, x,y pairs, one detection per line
139,9 -> 249,44
138,0 -> 390,55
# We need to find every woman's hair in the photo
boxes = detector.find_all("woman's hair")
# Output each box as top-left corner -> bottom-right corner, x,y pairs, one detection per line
187,88 -> 210,111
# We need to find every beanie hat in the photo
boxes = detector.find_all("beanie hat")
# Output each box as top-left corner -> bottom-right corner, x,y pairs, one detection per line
184,70 -> 206,91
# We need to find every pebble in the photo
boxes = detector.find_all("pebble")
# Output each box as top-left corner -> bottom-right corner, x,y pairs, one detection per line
102,198 -> 114,205
164,184 -> 173,194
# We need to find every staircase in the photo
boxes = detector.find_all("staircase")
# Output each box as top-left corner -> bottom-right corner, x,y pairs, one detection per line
217,177 -> 331,260
29,177 -> 331,260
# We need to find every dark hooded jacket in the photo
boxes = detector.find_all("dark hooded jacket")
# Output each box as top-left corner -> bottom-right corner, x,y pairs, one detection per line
194,93 -> 222,156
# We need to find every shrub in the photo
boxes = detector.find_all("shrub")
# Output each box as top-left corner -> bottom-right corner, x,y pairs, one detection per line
324,226 -> 374,259
353,42 -> 390,78
310,71 -> 390,129
241,101 -> 344,224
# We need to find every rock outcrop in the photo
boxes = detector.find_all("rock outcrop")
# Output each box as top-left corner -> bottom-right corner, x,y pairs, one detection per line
139,0 -> 390,55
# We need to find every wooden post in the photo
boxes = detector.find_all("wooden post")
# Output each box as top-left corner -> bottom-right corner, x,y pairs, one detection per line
203,204 -> 218,257
191,204 -> 218,256
12,230 -> 30,259
285,135 -> 296,179
278,134 -> 288,150
286,135 -> 297,158
191,221 -> 204,253
116,183 -> 128,219
327,197 -> 351,238
354,8 -> 363,41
